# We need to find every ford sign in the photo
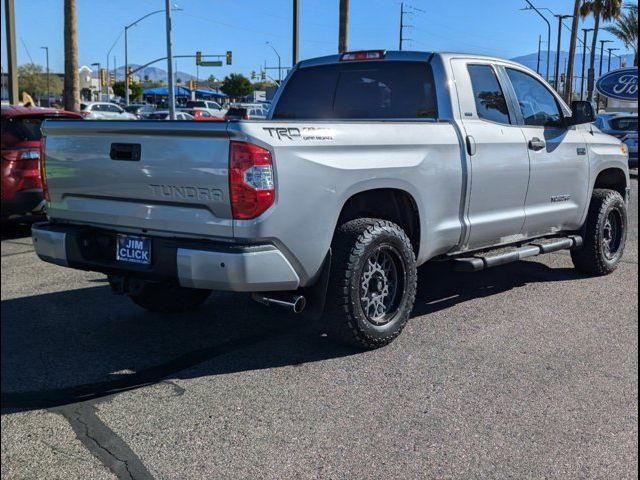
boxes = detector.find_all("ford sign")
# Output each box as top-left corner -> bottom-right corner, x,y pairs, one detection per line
595,67 -> 638,101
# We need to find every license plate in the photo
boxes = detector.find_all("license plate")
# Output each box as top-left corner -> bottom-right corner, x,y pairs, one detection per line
116,235 -> 151,265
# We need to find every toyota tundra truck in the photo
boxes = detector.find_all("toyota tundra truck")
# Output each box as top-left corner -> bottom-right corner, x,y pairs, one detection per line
32,51 -> 630,349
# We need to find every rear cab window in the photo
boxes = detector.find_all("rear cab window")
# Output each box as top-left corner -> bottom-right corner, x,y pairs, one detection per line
273,61 -> 438,120
467,64 -> 511,124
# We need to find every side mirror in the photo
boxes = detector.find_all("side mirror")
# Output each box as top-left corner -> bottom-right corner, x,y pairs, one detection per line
566,100 -> 596,126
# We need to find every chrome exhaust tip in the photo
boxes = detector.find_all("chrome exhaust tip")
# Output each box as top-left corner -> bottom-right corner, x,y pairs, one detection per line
252,293 -> 307,314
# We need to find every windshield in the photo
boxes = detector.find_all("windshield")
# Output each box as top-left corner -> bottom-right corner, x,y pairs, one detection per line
273,61 -> 438,120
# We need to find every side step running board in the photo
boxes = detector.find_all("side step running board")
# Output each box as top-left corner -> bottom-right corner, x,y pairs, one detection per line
453,235 -> 583,272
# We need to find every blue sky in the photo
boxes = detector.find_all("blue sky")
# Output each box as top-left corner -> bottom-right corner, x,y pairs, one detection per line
0,0 -> 631,78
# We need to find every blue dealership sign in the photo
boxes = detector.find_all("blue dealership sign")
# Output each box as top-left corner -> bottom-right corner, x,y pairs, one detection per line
595,67 -> 638,101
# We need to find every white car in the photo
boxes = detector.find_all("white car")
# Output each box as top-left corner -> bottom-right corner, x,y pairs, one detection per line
147,111 -> 194,120
80,102 -> 137,120
184,100 -> 227,118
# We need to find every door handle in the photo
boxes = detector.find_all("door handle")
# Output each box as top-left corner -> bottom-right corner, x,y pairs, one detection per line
528,137 -> 546,151
465,135 -> 476,156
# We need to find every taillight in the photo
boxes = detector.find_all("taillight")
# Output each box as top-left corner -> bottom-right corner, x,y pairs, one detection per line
229,141 -> 274,219
40,137 -> 49,201
340,50 -> 385,61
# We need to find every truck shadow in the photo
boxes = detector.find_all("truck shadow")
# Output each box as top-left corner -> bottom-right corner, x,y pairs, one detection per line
1,222 -> 33,241
1,259 -> 585,412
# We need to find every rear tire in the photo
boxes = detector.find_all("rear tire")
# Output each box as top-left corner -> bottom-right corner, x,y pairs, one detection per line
128,282 -> 212,313
326,218 -> 417,349
571,189 -> 627,275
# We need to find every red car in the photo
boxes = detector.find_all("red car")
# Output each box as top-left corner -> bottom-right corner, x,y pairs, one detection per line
1,105 -> 81,221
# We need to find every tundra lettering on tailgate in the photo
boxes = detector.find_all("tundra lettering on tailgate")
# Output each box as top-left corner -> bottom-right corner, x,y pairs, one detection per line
148,184 -> 224,202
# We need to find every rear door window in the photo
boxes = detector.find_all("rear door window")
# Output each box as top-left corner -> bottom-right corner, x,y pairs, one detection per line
1,117 -> 44,146
273,61 -> 438,120
467,64 -> 511,124
610,117 -> 638,131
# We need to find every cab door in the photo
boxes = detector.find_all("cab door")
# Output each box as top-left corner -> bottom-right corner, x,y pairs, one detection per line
502,67 -> 590,237
450,59 -> 530,250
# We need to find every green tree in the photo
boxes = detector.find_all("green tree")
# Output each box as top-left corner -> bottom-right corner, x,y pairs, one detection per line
176,77 -> 182,84
18,63 -> 63,97
580,0 -> 623,101
604,2 -> 638,66
220,73 -> 253,98
112,80 -> 143,100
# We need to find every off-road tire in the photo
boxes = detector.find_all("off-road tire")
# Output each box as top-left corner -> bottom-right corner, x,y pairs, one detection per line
129,282 -> 212,313
571,188 -> 627,275
326,218 -> 417,349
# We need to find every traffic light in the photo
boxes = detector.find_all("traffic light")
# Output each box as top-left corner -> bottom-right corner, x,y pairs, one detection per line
195,51 -> 202,65
109,72 -> 115,86
251,71 -> 256,80
226,51 -> 232,65
127,66 -> 133,83
560,73 -> 566,83
100,68 -> 107,87
260,71 -> 266,81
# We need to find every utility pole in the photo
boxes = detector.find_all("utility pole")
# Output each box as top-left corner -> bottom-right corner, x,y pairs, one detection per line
536,35 -> 542,74
554,14 -> 572,92
4,0 -> 18,105
338,0 -> 349,53
41,46 -> 50,106
165,0 -> 176,119
580,28 -> 593,100
292,0 -> 299,65
63,0 -> 80,112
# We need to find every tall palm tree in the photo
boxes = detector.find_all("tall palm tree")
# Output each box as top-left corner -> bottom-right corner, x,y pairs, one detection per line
604,2 -> 638,66
565,0 -> 583,101
580,0 -> 623,101
63,0 -> 79,111
339,0 -> 349,53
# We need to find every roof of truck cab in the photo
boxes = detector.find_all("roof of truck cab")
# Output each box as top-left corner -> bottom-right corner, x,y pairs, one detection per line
296,51 -> 533,69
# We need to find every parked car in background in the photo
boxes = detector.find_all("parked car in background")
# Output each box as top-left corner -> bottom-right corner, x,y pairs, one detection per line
594,113 -> 638,139
147,111 -> 194,120
80,102 -> 137,120
224,106 -> 267,120
124,104 -> 156,119
1,105 -> 81,221
623,132 -> 638,168
184,100 -> 227,118
179,108 -> 225,121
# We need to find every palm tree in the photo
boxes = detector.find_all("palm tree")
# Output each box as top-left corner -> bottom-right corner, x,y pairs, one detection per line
604,2 -> 638,66
565,0 -> 582,101
580,0 -> 623,101
63,0 -> 79,111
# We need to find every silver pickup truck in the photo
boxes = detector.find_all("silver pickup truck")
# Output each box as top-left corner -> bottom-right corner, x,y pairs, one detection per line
33,50 -> 630,349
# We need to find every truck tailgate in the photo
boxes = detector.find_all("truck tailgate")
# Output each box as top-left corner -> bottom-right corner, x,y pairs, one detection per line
42,120 -> 233,239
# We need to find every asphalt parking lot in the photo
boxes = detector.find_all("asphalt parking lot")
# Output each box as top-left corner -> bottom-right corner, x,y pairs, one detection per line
2,173 -> 638,480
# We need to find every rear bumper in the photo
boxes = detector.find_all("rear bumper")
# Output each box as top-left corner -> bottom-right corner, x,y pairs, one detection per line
1,189 -> 45,219
32,222 -> 300,292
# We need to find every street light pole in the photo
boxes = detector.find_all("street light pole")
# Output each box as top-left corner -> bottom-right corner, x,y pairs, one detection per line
580,28 -> 593,100
607,47 -> 620,72
123,6 -> 181,106
292,0 -> 299,65
523,1 -> 551,82
599,39 -> 613,76
41,46 -> 49,106
266,42 -> 282,82
554,14 -> 572,91
165,0 -> 176,119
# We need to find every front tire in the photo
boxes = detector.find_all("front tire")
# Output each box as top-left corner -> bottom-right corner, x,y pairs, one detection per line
128,281 -> 212,313
326,218 -> 417,349
571,189 -> 627,275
